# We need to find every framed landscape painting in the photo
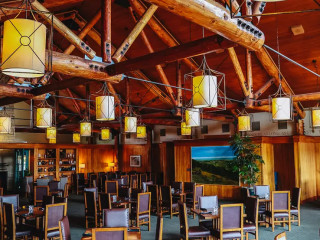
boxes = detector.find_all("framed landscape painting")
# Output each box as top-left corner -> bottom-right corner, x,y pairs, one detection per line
191,146 -> 238,185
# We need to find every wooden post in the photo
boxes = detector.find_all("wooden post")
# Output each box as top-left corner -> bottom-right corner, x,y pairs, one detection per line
0,84 -> 33,98
254,78 -> 274,99
126,78 -> 130,114
241,0 -> 252,21
102,0 -> 112,63
112,4 -> 158,63
252,1 -> 267,25
176,60 -> 183,109
31,0 -> 96,59
246,49 -> 254,100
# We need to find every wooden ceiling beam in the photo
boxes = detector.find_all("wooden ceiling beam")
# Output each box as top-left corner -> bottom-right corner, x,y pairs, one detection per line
246,50 -> 254,100
0,84 -> 33,99
112,4 -> 158,63
254,78 -> 274,99
101,0 -> 112,63
256,92 -> 320,106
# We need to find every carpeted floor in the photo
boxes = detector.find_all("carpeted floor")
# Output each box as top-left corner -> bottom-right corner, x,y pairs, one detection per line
68,194 -> 320,239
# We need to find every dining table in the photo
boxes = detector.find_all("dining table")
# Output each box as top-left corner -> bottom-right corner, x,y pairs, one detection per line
81,228 -> 141,240
16,206 -> 45,229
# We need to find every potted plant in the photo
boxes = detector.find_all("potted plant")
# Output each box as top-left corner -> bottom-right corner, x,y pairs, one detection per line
228,133 -> 264,194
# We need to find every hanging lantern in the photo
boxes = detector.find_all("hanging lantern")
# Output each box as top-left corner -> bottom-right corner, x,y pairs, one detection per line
101,128 -> 110,140
2,19 -> 46,78
238,115 -> 251,131
137,125 -> 147,139
193,75 -> 217,108
73,132 -> 81,143
46,127 -> 56,139
272,97 -> 292,121
186,108 -> 200,127
96,96 -> 115,121
124,116 -> 137,133
80,121 -> 92,137
181,122 -> 191,136
0,117 -> 11,134
312,109 -> 320,127
36,107 -> 52,128
49,138 -> 56,144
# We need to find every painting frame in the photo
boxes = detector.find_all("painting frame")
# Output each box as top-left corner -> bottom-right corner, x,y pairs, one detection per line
130,155 -> 141,167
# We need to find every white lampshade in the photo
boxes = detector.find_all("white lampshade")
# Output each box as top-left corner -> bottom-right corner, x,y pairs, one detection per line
124,117 -> 137,133
49,138 -> 56,144
186,108 -> 200,127
96,96 -> 115,121
181,122 -> 191,136
137,126 -> 147,138
80,121 -> 92,137
2,19 -> 46,78
312,109 -> 320,127
193,75 -> 218,108
46,127 -> 56,139
272,97 -> 291,120
36,108 -> 52,128
73,132 -> 81,143
101,128 -> 110,140
238,115 -> 251,131
0,117 -> 11,134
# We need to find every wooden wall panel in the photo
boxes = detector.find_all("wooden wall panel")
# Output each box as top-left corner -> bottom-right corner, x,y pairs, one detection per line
260,143 -> 275,191
174,145 -> 191,182
78,148 -> 91,177
204,185 -> 240,200
120,145 -> 151,173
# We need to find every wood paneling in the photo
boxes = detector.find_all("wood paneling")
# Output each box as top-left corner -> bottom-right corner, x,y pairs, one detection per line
174,145 -> 191,182
120,144 -> 151,173
260,143 -> 275,191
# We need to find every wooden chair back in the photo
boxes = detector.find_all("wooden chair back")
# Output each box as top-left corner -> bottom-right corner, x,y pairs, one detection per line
274,231 -> 286,240
219,204 -> 243,239
45,203 -> 67,238
34,186 -> 49,206
92,227 -> 127,240
105,181 -> 118,196
155,214 -> 163,240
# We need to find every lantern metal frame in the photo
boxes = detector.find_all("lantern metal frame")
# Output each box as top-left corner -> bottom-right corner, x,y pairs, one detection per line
136,124 -> 147,139
0,106 -> 14,135
237,109 -> 252,132
310,107 -> 320,129
80,118 -> 92,137
180,120 -> 192,136
0,1 -> 53,80
100,127 -> 112,141
182,107 -> 203,128
34,99 -> 55,128
73,132 -> 81,143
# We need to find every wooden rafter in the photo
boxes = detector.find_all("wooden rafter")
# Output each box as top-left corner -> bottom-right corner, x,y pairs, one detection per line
102,0 -> 112,63
254,78 -> 274,99
246,49 -> 254,100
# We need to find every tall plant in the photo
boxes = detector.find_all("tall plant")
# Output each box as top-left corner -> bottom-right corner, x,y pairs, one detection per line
229,133 -> 264,186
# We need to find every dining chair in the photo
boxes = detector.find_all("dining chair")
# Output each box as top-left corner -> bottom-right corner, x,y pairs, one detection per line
243,197 -> 259,240
42,195 -> 54,208
131,188 -> 143,202
274,231 -> 286,240
130,175 -> 138,189
266,191 -> 291,232
212,204 -> 244,240
49,180 -> 63,196
37,178 -> 50,186
98,193 -> 112,226
254,185 -> 270,198
142,181 -> 153,193
241,187 -> 250,205
33,202 -> 67,239
105,181 -> 118,196
172,181 -> 183,193
84,187 -> 98,200
34,186 -> 49,206
160,185 -> 179,218
121,175 -> 129,186
48,175 -> 55,182
59,176 -> 68,191
73,173 -> 85,195
59,215 -> 71,240
84,191 -> 98,228
0,195 -> 19,212
3,203 -> 33,240
178,201 -> 211,240
118,187 -> 131,199
198,195 -> 218,229
155,214 -> 163,240
90,174 -> 98,188
103,208 -> 129,228
186,185 -> 204,219
147,184 -> 159,214
131,192 -> 151,231
54,196 -> 68,204
92,227 -> 128,240
291,187 -> 301,226
63,183 -> 69,198
184,182 -> 195,194
139,174 -> 148,189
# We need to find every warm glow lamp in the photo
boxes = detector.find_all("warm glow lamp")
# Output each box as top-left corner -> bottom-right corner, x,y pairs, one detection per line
125,116 -> 137,133
186,108 -> 200,127
101,128 -> 110,140
272,97 -> 292,120
0,117 -> 11,134
73,132 -> 81,143
96,96 -> 115,121
238,115 -> 251,131
79,163 -> 85,169
36,108 -> 52,128
312,109 -> 320,127
49,138 -> 56,144
46,127 -> 56,139
2,19 -> 46,78
80,121 -> 92,137
181,122 -> 191,136
193,75 -> 217,108
137,125 -> 147,139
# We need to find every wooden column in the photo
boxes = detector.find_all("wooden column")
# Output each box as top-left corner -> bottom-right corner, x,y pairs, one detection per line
112,4 -> 158,63
246,49 -> 254,100
176,60 -> 183,108
102,0 -> 112,63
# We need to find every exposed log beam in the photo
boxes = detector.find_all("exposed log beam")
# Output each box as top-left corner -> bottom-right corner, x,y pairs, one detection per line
256,92 -> 320,106
246,105 -> 270,112
252,1 -> 266,25
112,4 -> 158,63
176,60 -> 183,108
0,84 -> 33,99
227,47 -> 249,97
254,78 -> 274,99
221,0 -> 240,15
143,0 -> 265,51
246,50 -> 254,100
102,0 -> 112,63
31,0 -> 96,59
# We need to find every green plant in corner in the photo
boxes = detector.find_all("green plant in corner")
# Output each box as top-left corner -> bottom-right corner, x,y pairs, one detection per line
229,133 -> 264,186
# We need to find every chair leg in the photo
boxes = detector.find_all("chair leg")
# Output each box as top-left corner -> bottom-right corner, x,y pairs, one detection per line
245,232 -> 249,240
288,216 -> 291,231
298,213 -> 301,226
272,218 -> 274,232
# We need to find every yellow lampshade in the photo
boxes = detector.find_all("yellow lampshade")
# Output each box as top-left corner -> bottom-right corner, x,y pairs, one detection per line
73,132 -> 81,143
193,75 -> 217,108
125,117 -> 137,133
79,163 -> 85,169
186,108 -> 200,127
181,122 -> 191,136
108,162 -> 115,167
101,128 -> 110,140
238,115 -> 251,131
80,121 -> 92,137
312,109 -> 320,127
49,138 -> 56,144
272,97 -> 291,120
137,126 -> 147,138
96,96 -> 115,121
2,19 -> 46,78
46,127 -> 56,139
0,117 -> 11,134
36,108 -> 52,128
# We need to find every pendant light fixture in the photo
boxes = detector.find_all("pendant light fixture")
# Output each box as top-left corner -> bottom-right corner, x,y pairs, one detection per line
137,125 -> 147,139
181,122 -> 191,136
186,108 -> 201,127
124,116 -> 137,133
95,83 -> 116,121
101,128 -> 110,140
73,132 -> 81,143
36,101 -> 53,128
46,127 -> 56,139
0,1 -> 53,79
80,120 -> 92,137
0,107 -> 12,134
238,110 -> 251,132
49,138 -> 56,144
311,60 -> 320,127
